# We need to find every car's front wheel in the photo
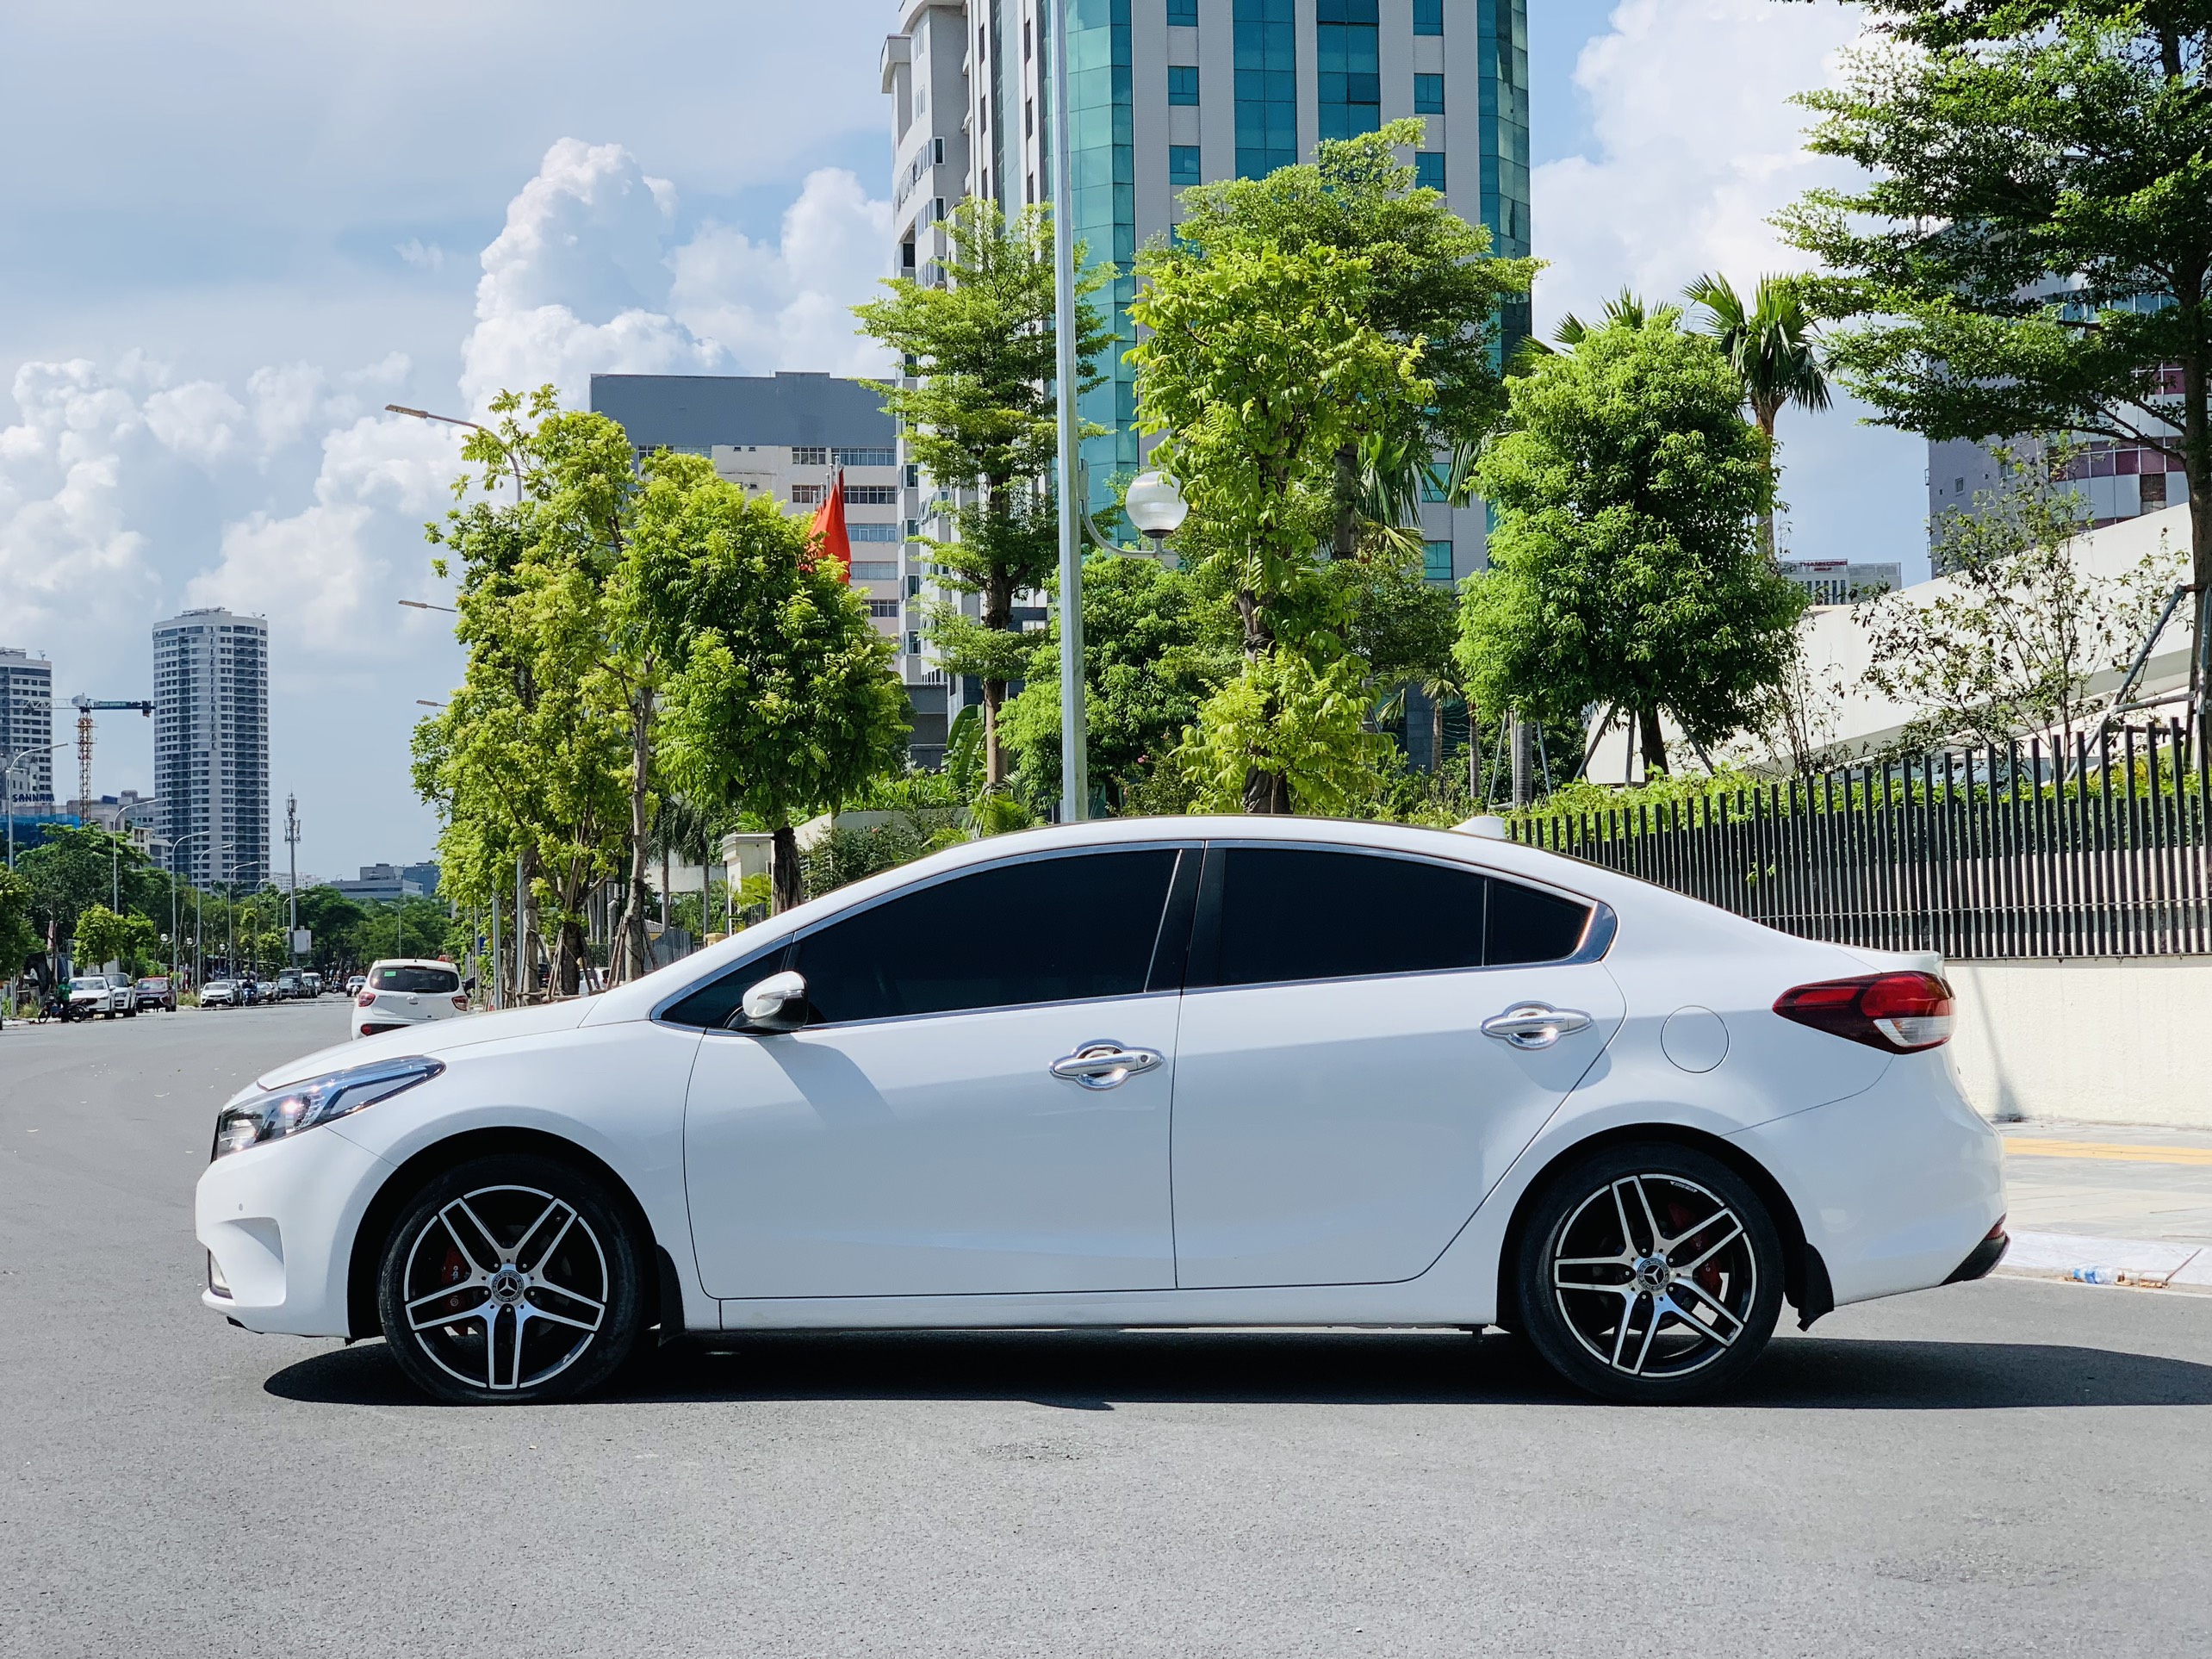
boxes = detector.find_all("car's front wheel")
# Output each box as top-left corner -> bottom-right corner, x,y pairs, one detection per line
376,1153 -> 646,1405
1515,1141 -> 1784,1405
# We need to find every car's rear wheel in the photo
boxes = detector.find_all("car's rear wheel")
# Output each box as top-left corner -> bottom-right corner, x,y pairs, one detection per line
376,1153 -> 646,1405
1515,1141 -> 1783,1405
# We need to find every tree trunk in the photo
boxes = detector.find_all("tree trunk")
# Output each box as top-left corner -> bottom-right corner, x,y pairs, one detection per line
1757,408 -> 1779,565
609,692 -> 654,983
657,839 -> 671,967
1638,705 -> 1670,778
1233,588 -> 1289,813
1430,692 -> 1445,777
1331,442 -> 1359,561
981,561 -> 1015,787
771,823 -> 804,914
557,916 -> 585,997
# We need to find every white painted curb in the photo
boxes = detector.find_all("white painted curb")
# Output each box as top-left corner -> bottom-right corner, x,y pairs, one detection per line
1996,1229 -> 2212,1294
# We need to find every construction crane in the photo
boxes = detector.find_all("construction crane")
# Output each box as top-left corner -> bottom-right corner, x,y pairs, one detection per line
70,695 -> 155,809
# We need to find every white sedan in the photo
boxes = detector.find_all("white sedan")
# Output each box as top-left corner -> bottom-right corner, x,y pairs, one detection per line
196,817 -> 2006,1407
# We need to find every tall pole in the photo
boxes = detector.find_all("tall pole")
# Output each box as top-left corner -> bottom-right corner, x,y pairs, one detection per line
515,852 -> 527,1006
284,793 -> 300,965
1048,0 -> 1087,825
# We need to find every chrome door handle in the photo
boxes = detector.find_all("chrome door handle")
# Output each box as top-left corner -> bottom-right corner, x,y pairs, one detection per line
1048,1041 -> 1164,1090
1481,1003 -> 1594,1050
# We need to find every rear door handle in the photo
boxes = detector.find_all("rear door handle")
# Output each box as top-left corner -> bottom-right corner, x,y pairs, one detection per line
1481,1003 -> 1593,1050
1048,1041 -> 1164,1090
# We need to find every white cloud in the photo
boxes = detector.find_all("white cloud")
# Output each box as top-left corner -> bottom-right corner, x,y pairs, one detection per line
142,379 -> 249,465
669,168 -> 896,377
1532,0 -> 1929,574
1532,0 -> 1864,329
395,239 -> 447,272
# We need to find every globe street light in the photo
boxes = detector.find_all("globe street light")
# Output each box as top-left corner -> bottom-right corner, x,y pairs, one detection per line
1122,470 -> 1190,544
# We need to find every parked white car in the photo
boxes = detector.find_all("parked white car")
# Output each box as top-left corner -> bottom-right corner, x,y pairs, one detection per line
351,959 -> 469,1040
199,980 -> 239,1009
198,817 -> 2006,1407
65,974 -> 133,1020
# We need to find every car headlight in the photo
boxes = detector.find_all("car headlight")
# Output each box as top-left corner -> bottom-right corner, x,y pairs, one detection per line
210,1056 -> 444,1159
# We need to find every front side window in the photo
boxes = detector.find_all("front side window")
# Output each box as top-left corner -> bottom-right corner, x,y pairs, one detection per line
794,849 -> 1183,1025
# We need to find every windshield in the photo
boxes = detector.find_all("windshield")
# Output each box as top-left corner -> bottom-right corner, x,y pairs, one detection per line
139,979 -> 167,990
70,978 -> 106,991
373,966 -> 460,994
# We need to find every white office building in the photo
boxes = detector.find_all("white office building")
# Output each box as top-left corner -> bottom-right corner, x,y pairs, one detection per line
1,646 -> 55,807
152,609 -> 270,890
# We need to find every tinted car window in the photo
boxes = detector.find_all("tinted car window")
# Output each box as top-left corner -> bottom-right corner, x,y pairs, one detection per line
1487,878 -> 1594,965
796,848 -> 1179,1024
659,940 -> 792,1030
373,966 -> 461,994
1199,848 -> 1488,988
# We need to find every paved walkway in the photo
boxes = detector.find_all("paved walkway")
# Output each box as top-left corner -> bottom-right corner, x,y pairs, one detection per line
1997,1119 -> 2212,1292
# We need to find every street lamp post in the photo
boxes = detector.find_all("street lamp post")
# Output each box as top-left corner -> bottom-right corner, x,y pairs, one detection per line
1047,0 -> 1085,825
386,407 -> 525,501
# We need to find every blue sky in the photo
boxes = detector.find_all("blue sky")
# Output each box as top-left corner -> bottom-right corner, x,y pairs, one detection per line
0,0 -> 1915,873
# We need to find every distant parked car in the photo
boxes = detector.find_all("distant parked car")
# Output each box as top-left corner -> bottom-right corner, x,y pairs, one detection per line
351,958 -> 469,1039
301,972 -> 323,997
345,975 -> 365,997
199,979 -> 239,1009
65,975 -> 124,1021
274,969 -> 306,1001
135,977 -> 177,1013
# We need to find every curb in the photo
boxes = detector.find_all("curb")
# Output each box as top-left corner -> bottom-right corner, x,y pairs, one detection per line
1995,1229 -> 2212,1296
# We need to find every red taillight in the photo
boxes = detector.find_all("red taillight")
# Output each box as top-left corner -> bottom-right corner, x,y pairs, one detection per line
357,991 -> 376,1008
1774,971 -> 1955,1053
451,994 -> 469,1011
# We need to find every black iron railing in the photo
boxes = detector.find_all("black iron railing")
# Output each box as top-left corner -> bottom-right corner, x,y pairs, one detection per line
1512,721 -> 2212,959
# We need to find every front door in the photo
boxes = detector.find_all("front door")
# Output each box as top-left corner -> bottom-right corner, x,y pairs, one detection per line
1169,844 -> 1625,1289
684,845 -> 1195,1301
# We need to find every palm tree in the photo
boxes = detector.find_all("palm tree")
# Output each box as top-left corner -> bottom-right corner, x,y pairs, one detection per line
1684,271 -> 1831,561
1550,287 -> 1683,351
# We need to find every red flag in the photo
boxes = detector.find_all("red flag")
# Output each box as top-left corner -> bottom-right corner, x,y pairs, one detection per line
809,469 -> 852,583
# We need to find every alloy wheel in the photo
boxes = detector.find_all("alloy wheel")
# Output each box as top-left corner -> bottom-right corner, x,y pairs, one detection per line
1548,1171 -> 1758,1382
400,1184 -> 610,1394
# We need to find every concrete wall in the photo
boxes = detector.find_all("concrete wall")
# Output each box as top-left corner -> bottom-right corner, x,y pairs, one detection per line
1947,957 -> 2212,1129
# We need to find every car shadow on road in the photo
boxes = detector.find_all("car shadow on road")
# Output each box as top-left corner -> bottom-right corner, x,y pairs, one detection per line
264,1326 -> 2212,1412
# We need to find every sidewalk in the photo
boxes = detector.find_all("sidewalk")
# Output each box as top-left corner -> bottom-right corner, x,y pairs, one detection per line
1993,1119 -> 2212,1294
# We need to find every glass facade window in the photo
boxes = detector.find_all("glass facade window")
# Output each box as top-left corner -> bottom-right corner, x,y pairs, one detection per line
1169,64 -> 1200,104
1414,72 -> 1445,115
1233,0 -> 1296,178
1170,144 -> 1202,185
1415,151 -> 1446,190
1413,0 -> 1443,35
1479,0 -> 1532,356
1068,0 -> 1140,500
1167,0 -> 1198,23
1422,541 -> 1454,584
1316,0 -> 1379,143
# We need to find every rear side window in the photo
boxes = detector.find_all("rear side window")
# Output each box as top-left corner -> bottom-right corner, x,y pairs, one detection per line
1487,879 -> 1594,965
1196,848 -> 1488,988
373,966 -> 460,994
796,848 -> 1179,1024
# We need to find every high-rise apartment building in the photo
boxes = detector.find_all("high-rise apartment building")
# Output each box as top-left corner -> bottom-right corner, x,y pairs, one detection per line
884,0 -> 1531,733
0,647 -> 55,806
587,373 -> 948,761
152,609 -> 270,889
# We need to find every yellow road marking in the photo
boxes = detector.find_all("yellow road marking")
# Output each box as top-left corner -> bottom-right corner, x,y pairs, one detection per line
2004,1138 -> 2212,1167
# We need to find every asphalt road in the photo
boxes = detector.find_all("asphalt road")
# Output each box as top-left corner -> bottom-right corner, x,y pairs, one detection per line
3,1004 -> 2209,1659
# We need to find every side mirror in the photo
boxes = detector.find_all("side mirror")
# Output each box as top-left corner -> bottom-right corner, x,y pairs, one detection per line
731,969 -> 810,1034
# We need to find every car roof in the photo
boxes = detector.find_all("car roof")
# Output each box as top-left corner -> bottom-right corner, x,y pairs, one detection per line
366,958 -> 459,971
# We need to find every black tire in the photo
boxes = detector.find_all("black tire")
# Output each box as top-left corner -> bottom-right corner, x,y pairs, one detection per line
1515,1140 -> 1784,1405
376,1153 -> 646,1405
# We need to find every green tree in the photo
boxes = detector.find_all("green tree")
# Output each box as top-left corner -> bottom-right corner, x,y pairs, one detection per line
1861,443 -> 2184,750
0,868 -> 35,1007
998,555 -> 1238,816
655,475 -> 910,913
1682,271 -> 1830,561
72,904 -> 134,973
16,825 -> 146,980
1348,550 -> 1467,776
853,199 -> 1112,788
1170,121 -> 1538,556
1778,2 -> 2212,711
1460,307 -> 1800,775
1130,238 -> 1427,810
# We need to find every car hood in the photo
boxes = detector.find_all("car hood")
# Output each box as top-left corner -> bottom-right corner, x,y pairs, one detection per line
251,998 -> 606,1092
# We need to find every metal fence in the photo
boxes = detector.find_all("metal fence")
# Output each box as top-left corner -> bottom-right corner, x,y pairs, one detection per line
1510,721 -> 2212,959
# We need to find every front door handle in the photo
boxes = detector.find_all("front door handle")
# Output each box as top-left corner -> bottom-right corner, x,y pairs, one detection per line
1481,1003 -> 1594,1050
1048,1041 -> 1164,1090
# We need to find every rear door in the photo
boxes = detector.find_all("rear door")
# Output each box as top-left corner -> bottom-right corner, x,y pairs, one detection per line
1168,843 -> 1624,1289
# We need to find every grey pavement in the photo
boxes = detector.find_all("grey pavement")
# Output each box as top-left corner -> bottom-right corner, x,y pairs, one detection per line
4,1004 -> 2211,1658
